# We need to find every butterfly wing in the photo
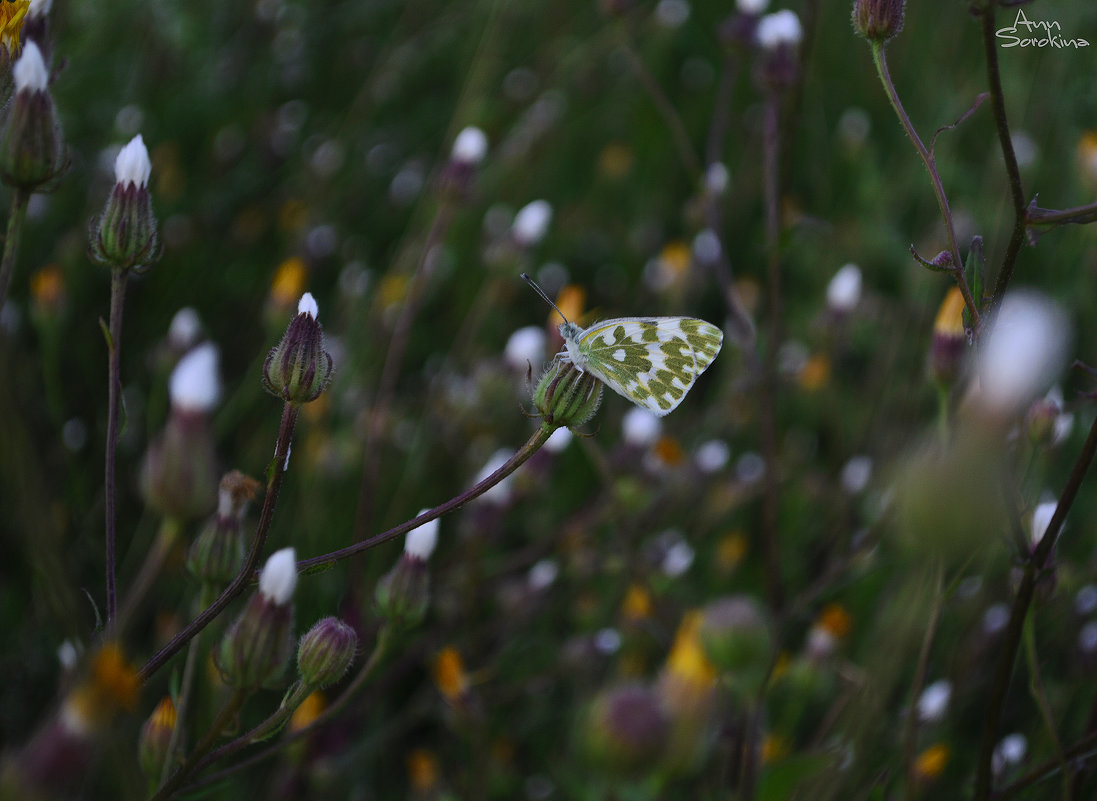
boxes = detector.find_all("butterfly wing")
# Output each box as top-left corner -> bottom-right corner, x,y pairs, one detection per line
574,317 -> 723,416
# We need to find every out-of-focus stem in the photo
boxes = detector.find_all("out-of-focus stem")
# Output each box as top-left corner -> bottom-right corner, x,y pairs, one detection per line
0,187 -> 28,310
104,267 -> 129,628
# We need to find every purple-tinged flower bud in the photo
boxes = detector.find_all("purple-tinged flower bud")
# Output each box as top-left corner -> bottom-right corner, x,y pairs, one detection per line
928,287 -> 967,388
22,0 -> 52,61
583,684 -> 670,773
440,126 -> 488,199
0,40 -> 65,190
262,292 -> 335,404
141,343 -> 221,520
375,511 -> 438,629
218,548 -> 298,688
852,0 -> 905,43
753,10 -> 802,93
88,134 -> 161,272
533,360 -> 603,431
187,471 -> 261,585
297,617 -> 358,689
138,696 -> 177,781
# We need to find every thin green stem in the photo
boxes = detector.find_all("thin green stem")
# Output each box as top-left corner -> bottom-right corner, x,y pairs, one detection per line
298,425 -> 552,574
974,412 -> 1097,800
1022,616 -> 1070,800
870,42 -> 980,328
104,268 -> 129,628
977,3 -> 1026,309
901,564 -> 944,801
138,402 -> 300,683
0,187 -> 28,312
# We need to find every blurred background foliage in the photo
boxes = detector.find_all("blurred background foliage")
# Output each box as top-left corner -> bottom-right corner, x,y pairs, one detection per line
3,0 -> 1097,798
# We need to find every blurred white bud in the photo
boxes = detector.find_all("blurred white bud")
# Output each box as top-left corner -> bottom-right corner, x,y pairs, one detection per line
976,291 -> 1070,416
737,0 -> 769,14
704,162 -> 730,195
504,325 -> 547,370
169,342 -> 221,413
992,733 -> 1027,775
695,439 -> 730,473
405,509 -> 439,559
841,455 -> 873,494
756,9 -> 802,49
259,547 -> 298,605
168,307 -> 202,350
916,679 -> 952,723
827,263 -> 862,313
544,427 -> 573,453
1030,499 -> 1058,547
475,449 -> 516,504
622,407 -> 662,447
13,42 -> 47,93
528,559 -> 559,591
512,200 -> 553,246
29,0 -> 53,17
452,126 -> 488,166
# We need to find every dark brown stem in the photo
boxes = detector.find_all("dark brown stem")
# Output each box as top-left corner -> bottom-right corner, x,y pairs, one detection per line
104,267 -> 129,628
974,412 -> 1097,799
299,426 -> 551,574
138,402 -> 300,683
977,4 -> 1026,309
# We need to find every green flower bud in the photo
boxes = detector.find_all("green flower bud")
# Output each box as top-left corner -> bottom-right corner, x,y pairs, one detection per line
533,360 -> 603,431
88,134 -> 161,272
375,513 -> 437,629
186,471 -> 260,585
697,596 -> 772,696
0,41 -> 65,190
852,0 -> 906,43
218,549 -> 297,688
583,684 -> 669,774
297,617 -> 358,689
262,292 -> 335,404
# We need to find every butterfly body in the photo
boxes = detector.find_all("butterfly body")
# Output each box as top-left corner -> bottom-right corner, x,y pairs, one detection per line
556,316 -> 723,416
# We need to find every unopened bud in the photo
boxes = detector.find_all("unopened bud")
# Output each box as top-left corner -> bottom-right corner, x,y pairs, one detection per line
138,697 -> 177,781
852,0 -> 905,43
88,134 -> 161,272
297,617 -> 358,689
0,41 -> 65,190
697,596 -> 772,695
929,287 -> 967,388
533,360 -> 603,431
186,472 -> 261,585
375,514 -> 438,629
262,292 -> 335,404
218,549 -> 297,688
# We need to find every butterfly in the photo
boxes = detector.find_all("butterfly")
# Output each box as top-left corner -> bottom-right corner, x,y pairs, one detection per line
522,274 -> 724,416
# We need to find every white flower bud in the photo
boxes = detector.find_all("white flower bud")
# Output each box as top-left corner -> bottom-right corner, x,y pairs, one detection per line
298,291 -> 319,319
259,547 -> 298,605
622,407 -> 661,447
737,0 -> 769,13
1030,500 -> 1058,547
917,679 -> 952,722
512,200 -> 553,246
827,263 -> 862,313
13,42 -> 48,93
29,0 -> 53,17
169,343 -> 221,413
451,126 -> 488,165
504,325 -> 547,370
168,307 -> 202,350
756,9 -> 802,49
115,134 -> 151,188
405,509 -> 439,560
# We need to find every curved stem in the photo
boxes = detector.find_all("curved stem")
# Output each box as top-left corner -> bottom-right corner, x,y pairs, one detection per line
976,3 -> 1026,309
870,43 -> 980,327
104,267 -> 129,628
298,425 -> 552,574
973,412 -> 1097,800
138,402 -> 300,683
0,187 -> 28,312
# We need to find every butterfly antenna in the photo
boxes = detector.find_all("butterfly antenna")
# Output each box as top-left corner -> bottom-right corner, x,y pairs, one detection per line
520,272 -> 569,324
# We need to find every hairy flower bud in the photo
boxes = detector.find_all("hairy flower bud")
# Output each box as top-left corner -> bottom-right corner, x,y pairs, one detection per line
297,617 -> 358,689
88,134 -> 161,272
852,0 -> 905,43
138,697 -> 177,781
533,360 -> 603,431
929,287 -> 967,388
262,292 -> 335,404
0,41 -> 64,190
186,471 -> 261,585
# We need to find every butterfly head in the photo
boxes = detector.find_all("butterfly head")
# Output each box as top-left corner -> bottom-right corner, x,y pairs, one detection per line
558,320 -> 581,343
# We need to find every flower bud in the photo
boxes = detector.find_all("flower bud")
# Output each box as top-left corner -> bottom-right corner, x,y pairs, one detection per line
218,549 -> 297,688
511,200 -> 552,247
0,41 -> 65,190
928,287 -> 967,388
141,344 -> 221,520
852,0 -> 905,43
88,134 -> 161,272
754,10 -> 801,92
697,596 -> 772,696
440,126 -> 488,199
138,696 -> 177,781
22,0 -> 52,61
583,684 -> 669,773
533,360 -> 603,431
375,513 -> 437,629
297,617 -> 358,689
186,471 -> 261,585
262,292 -> 335,404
